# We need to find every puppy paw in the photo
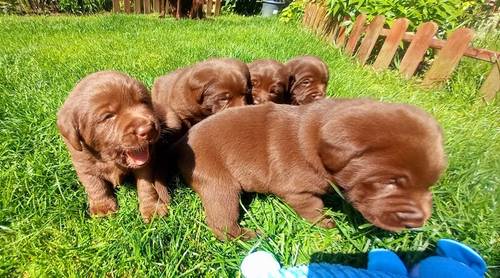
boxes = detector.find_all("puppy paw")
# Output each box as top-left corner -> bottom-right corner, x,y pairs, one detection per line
318,217 -> 336,229
140,200 -> 169,223
239,228 -> 258,240
89,198 -> 118,217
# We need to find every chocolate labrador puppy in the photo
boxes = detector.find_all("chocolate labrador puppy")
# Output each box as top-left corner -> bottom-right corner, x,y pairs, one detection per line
285,55 -> 329,105
152,58 -> 252,138
248,59 -> 290,104
57,71 -> 169,222
174,99 -> 446,240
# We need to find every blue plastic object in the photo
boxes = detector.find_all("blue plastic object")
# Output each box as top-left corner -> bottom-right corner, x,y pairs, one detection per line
241,239 -> 487,278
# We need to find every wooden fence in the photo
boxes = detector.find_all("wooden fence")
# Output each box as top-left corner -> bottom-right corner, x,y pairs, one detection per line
111,0 -> 222,17
303,3 -> 499,102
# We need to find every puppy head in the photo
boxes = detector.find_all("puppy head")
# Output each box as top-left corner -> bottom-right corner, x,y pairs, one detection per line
189,58 -> 252,116
248,59 -> 290,105
318,100 -> 446,231
57,71 -> 160,168
286,56 -> 329,105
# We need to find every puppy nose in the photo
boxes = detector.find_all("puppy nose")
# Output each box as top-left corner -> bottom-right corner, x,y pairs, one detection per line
396,209 -> 426,228
135,123 -> 156,140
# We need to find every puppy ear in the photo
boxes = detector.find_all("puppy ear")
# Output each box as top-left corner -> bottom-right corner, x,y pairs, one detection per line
318,121 -> 363,174
56,102 -> 82,151
188,67 -> 214,104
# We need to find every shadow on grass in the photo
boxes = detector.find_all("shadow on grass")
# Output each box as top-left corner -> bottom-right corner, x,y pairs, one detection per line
309,249 -> 434,269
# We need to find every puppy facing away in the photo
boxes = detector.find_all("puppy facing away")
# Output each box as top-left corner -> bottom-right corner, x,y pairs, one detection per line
57,71 -> 169,222
248,59 -> 290,105
285,55 -> 329,105
174,99 -> 446,240
152,58 -> 252,138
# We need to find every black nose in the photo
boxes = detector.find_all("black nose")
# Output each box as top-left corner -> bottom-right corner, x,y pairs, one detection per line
135,122 -> 156,140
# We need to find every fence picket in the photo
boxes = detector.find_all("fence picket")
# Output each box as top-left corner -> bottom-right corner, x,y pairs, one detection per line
143,0 -> 150,13
357,15 -> 385,64
344,14 -> 367,56
206,0 -> 213,16
214,0 -> 221,16
124,0 -> 131,13
112,0 -> 120,12
399,22 -> 438,78
373,18 -> 409,70
480,61 -> 499,102
422,28 -> 474,87
134,0 -> 141,13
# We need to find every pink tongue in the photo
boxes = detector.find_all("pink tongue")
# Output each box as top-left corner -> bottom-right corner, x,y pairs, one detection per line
126,146 -> 149,166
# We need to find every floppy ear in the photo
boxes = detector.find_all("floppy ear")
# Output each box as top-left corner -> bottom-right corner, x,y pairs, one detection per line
318,121 -> 363,175
56,102 -> 82,151
187,67 -> 214,104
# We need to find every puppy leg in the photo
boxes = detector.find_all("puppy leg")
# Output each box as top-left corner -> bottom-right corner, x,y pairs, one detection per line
282,193 -> 335,228
78,173 -> 117,217
196,179 -> 255,240
134,167 -> 169,223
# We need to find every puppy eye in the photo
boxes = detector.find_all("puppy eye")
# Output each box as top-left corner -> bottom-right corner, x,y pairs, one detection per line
302,79 -> 311,86
100,113 -> 115,122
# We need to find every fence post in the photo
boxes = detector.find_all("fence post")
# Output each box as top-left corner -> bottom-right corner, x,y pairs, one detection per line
480,61 -> 499,103
134,0 -> 141,13
422,28 -> 474,87
399,22 -> 438,79
112,0 -> 120,12
357,15 -> 385,64
344,14 -> 367,55
373,18 -> 409,70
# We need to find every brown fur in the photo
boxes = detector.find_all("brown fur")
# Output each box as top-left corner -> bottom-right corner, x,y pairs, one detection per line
167,0 -> 203,19
285,55 -> 329,105
152,58 -> 252,138
57,71 -> 170,222
174,99 -> 446,240
248,59 -> 291,105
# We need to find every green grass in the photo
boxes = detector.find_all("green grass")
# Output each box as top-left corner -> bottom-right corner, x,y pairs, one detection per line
0,14 -> 498,277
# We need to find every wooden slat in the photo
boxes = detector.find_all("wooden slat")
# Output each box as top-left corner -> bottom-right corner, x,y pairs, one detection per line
153,0 -> 159,12
399,22 -> 438,79
124,0 -> 131,13
143,0 -> 150,13
422,28 -> 475,87
335,17 -> 349,47
380,29 -> 500,63
303,3 -> 312,27
316,7 -> 328,35
206,0 -> 213,16
373,18 -> 409,70
134,0 -> 141,13
480,61 -> 499,102
112,0 -> 120,12
214,0 -> 221,16
311,4 -> 322,32
357,15 -> 385,64
344,14 -> 367,56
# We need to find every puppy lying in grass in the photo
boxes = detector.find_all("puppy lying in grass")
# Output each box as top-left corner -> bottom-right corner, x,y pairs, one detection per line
173,99 -> 446,240
248,59 -> 290,105
286,55 -> 329,105
57,71 -> 169,222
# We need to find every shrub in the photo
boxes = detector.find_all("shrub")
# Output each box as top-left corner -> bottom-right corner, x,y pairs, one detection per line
280,0 -> 496,34
0,0 -> 110,14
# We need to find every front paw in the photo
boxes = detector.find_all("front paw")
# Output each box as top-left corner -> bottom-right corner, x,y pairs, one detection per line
140,200 -> 169,223
318,217 -> 336,229
89,198 -> 118,217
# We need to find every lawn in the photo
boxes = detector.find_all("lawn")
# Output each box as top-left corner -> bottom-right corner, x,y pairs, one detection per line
0,14 -> 498,277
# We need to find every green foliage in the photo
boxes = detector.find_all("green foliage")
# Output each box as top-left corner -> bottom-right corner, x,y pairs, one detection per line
222,0 -> 263,15
279,0 -> 306,23
0,0 -> 110,14
0,15 -> 498,277
58,0 -> 110,14
282,0 -> 496,34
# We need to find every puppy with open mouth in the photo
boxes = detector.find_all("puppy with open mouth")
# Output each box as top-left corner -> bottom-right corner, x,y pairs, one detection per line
57,71 -> 169,222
